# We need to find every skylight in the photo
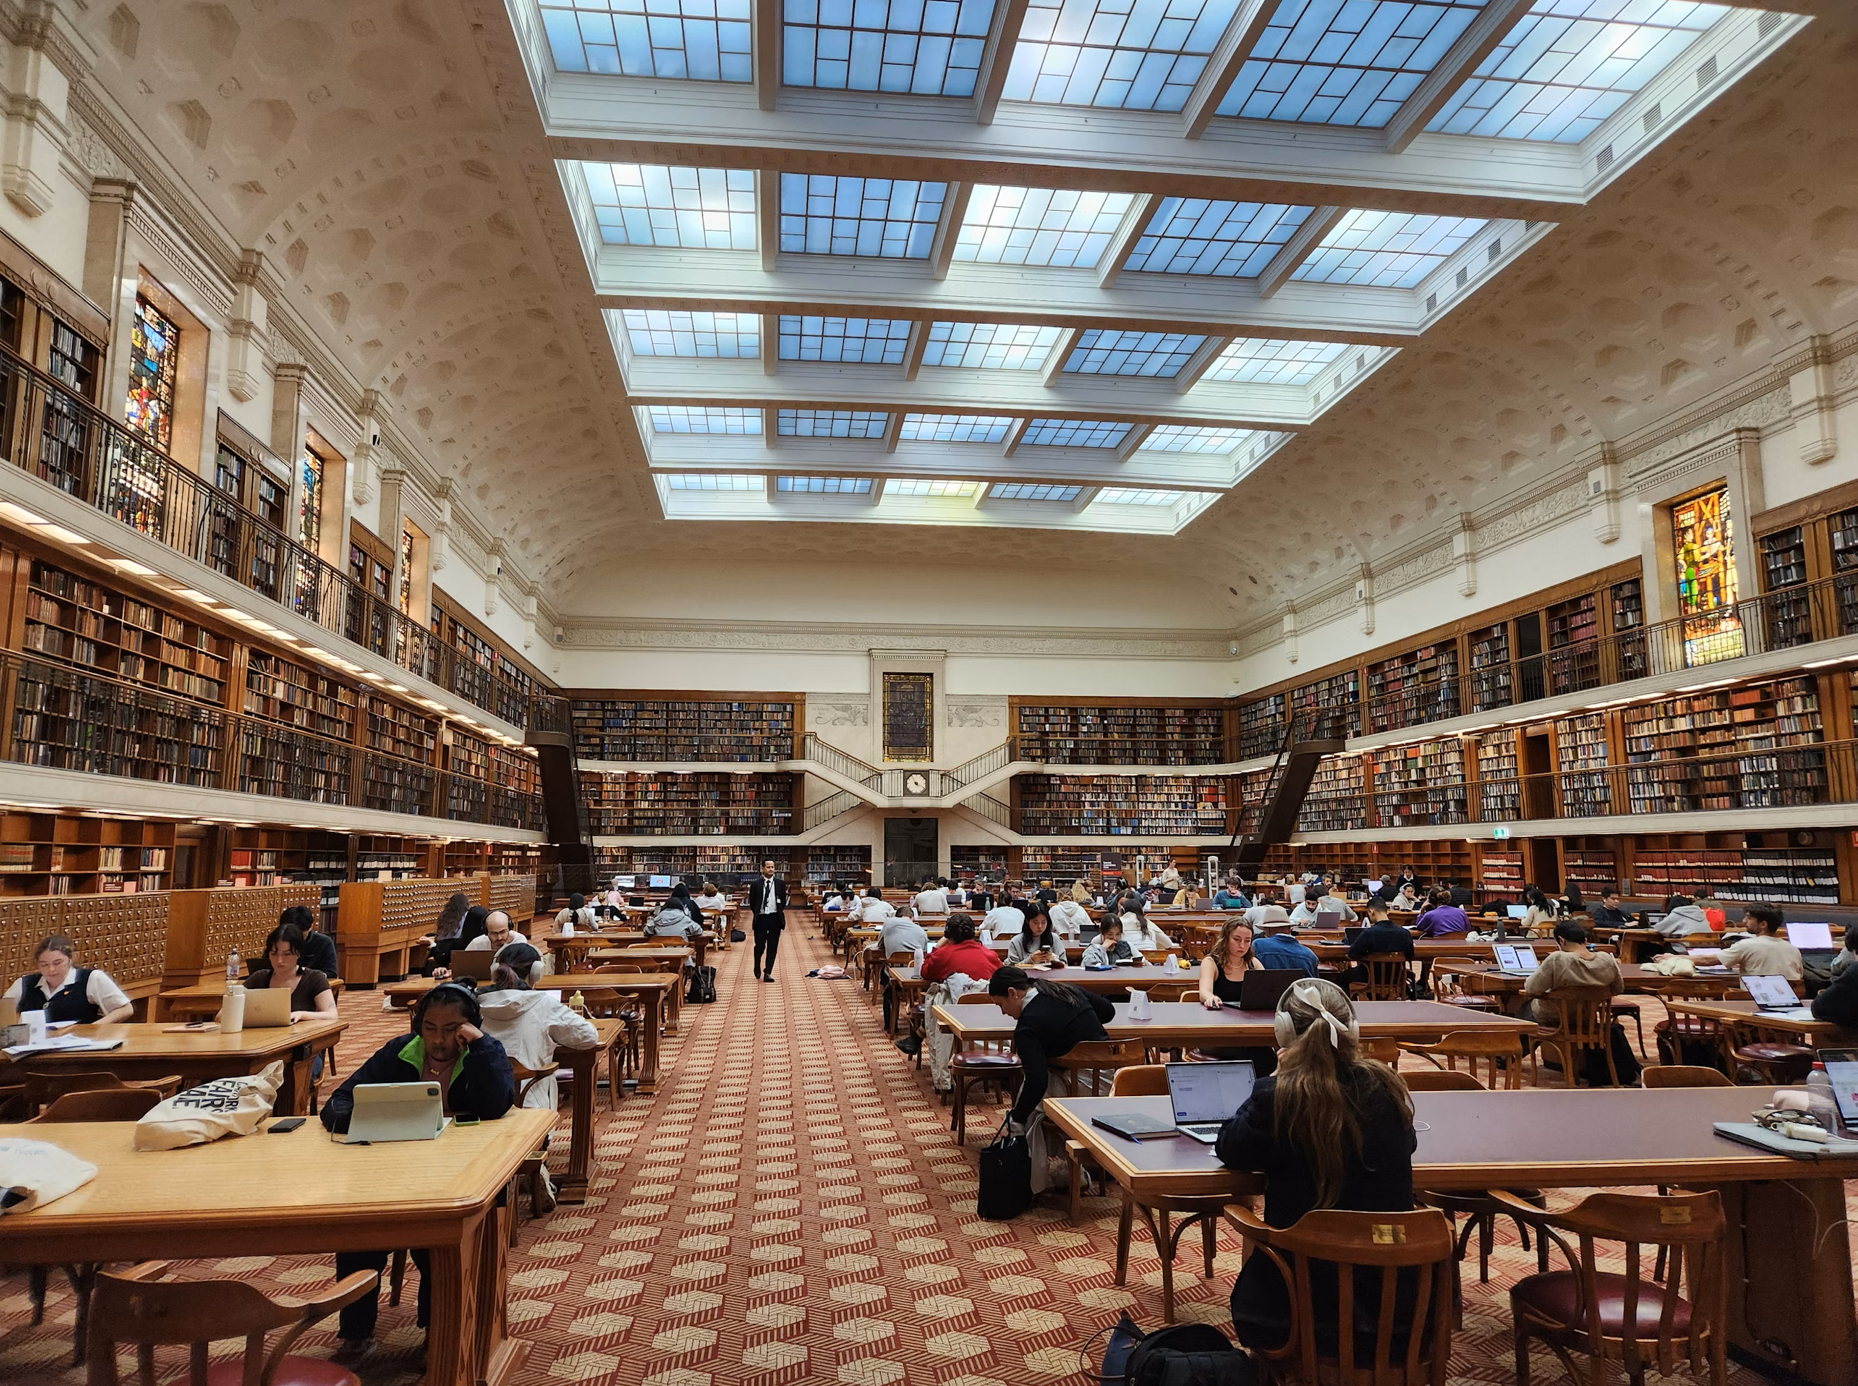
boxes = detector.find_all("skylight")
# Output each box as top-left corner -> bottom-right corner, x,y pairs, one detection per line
886,478 -> 982,496
584,164 -> 757,248
777,409 -> 891,437
776,475 -> 875,492
952,187 -> 1137,268
899,413 -> 1015,442
1205,337 -> 1349,384
649,406 -> 763,433
664,473 -> 764,489
1004,0 -> 1243,110
541,0 -> 752,79
621,310 -> 760,357
778,315 -> 914,363
1022,418 -> 1133,447
1216,0 -> 1486,125
1096,487 -> 1186,505
1427,0 -> 1726,143
779,175 -> 948,257
1292,210 -> 1485,287
1140,424 -> 1257,453
1123,200 -> 1314,277
1064,329 -> 1207,377
782,0 -> 998,94
990,482 -> 1084,500
921,323 -> 1064,369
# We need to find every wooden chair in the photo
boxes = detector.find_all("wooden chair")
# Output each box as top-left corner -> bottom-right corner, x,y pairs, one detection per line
1363,1036 -> 1402,1065
24,1069 -> 183,1117
948,993 -> 1021,1145
31,1088 -> 166,1123
508,1061 -> 560,1243
1642,1065 -> 1732,1090
1223,1205 -> 1456,1386
1530,987 -> 1619,1089
1400,1031 -> 1524,1090
1051,1039 -> 1145,1097
1403,1069 -> 1486,1092
1496,1189 -> 1727,1386
1653,980 -> 1737,1072
1352,953 -> 1411,1002
84,1260 -> 379,1386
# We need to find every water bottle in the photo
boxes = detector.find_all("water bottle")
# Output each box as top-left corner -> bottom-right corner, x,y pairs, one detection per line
225,949 -> 241,983
1807,1062 -> 1839,1134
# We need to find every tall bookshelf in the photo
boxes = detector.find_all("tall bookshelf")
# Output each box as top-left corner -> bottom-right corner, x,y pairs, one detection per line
1016,775 -> 1227,836
1610,579 -> 1646,680
0,811 -> 175,897
360,695 -> 438,815
1561,841 -> 1618,898
1296,755 -> 1366,833
1014,704 -> 1225,766
571,697 -> 798,762
1473,729 -> 1521,821
1291,671 -> 1359,740
1234,767 -> 1273,836
1369,740 -> 1466,827
1466,622 -> 1513,713
1480,849 -> 1523,902
1621,676 -> 1825,814
950,847 -> 1008,887
22,559 -> 230,704
1731,846 -> 1839,906
1365,643 -> 1459,734
1759,526 -> 1814,649
1832,507 -> 1858,636
1236,693 -> 1286,760
1544,594 -> 1599,695
806,845 -> 871,885
581,771 -> 797,835
1554,713 -> 1613,817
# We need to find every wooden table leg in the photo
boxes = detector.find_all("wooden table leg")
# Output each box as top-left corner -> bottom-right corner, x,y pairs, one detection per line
1717,1177 -> 1858,1386
636,988 -> 662,1094
663,971 -> 682,1035
556,1049 -> 594,1205
473,1186 -> 530,1386
421,1213 -> 481,1386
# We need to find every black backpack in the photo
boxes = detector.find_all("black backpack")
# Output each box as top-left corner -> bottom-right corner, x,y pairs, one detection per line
1125,1324 -> 1255,1386
685,965 -> 717,1004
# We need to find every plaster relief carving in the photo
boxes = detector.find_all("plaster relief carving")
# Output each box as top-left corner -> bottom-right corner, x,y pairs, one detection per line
811,701 -> 869,727
947,699 -> 1005,729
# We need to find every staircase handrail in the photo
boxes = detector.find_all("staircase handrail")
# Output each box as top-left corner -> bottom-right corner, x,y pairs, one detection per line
943,737 -> 1018,791
963,792 -> 1011,828
801,788 -> 865,831
800,732 -> 884,790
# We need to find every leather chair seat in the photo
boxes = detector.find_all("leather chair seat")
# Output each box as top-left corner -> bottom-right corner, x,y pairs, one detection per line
1735,1042 -> 1813,1063
201,1358 -> 359,1386
951,1052 -> 1021,1069
1514,1271 -> 1693,1336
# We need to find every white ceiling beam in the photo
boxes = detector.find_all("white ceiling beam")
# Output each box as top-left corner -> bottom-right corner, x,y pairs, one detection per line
1256,205 -> 1346,299
1172,333 -> 1234,394
760,312 -> 779,375
929,182 -> 972,282
883,411 -> 905,453
541,90 -> 1587,218
1180,0 -> 1277,140
757,170 -> 780,271
1383,0 -> 1535,155
761,407 -> 777,442
754,0 -> 782,112
1097,194 -> 1161,290
645,434 -> 1255,486
1041,328 -> 1081,386
1113,424 -> 1153,460
901,320 -> 931,380
1001,416 -> 1033,457
972,0 -> 1032,127
1068,486 -> 1102,512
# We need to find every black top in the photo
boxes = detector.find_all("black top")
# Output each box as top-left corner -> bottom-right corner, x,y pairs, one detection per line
969,891 -> 995,914
1813,966 -> 1858,1028
1347,922 -> 1415,962
245,966 -> 331,1014
16,968 -> 102,1024
321,1032 -> 516,1133
1215,1069 -> 1418,1354
1587,903 -> 1633,929
296,928 -> 339,979
1008,988 -> 1115,1125
1033,887 -> 1058,904
1207,961 -> 1259,1004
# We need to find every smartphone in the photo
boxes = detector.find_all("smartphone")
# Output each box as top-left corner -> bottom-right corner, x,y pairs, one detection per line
268,1117 -> 307,1133
454,1114 -> 481,1126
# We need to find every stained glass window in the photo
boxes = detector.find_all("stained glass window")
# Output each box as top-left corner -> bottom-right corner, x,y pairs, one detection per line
1672,483 -> 1743,666
126,294 -> 180,449
399,527 -> 416,616
300,444 -> 326,554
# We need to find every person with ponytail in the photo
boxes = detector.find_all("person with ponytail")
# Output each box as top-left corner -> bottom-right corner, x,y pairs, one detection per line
476,942 -> 598,1116
987,965 -> 1115,1133
1216,978 -> 1417,1353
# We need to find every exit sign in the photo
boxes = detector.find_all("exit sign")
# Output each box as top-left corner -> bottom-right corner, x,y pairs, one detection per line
1492,827 -> 1511,840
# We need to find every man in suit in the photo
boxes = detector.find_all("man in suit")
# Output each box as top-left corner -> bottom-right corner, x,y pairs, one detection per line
749,859 -> 788,982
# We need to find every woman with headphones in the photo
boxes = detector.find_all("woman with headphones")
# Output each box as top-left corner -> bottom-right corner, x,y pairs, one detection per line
1215,978 -> 1417,1354
319,981 -> 517,1358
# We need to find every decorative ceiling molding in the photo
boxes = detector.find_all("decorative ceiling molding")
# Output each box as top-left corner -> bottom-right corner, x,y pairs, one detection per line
561,619 -> 1232,659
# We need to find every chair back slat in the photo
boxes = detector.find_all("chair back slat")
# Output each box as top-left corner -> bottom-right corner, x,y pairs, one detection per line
1358,955 -> 1409,1002
1109,1064 -> 1168,1097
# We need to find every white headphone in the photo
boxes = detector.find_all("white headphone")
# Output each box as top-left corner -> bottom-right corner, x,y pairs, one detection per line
1272,978 -> 1361,1050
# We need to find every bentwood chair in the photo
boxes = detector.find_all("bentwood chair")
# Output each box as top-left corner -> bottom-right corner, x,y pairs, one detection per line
508,1061 -> 561,1242
1352,953 -> 1411,1002
1530,987 -> 1619,1088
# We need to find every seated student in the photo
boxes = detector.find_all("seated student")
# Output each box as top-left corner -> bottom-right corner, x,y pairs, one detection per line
851,888 -> 896,924
477,941 -> 598,1121
1244,901 -> 1292,931
6,932 -> 133,1024
693,880 -> 729,912
645,888 -> 707,943
1520,886 -> 1560,936
1117,898 -> 1174,952
1070,878 -> 1095,905
1812,951 -> 1858,1027
427,902 -> 486,979
1346,901 -> 1415,984
1213,879 -> 1252,910
1718,904 -> 1803,981
1585,889 -> 1633,930
1032,882 -> 1059,906
913,878 -> 950,916
277,903 -> 339,979
1830,924 -> 1858,979
322,983 -> 515,1356
1080,915 -> 1143,968
877,904 -> 929,959
1388,884 -> 1420,912
1198,918 -> 1264,1005
1252,928 -> 1321,978
967,881 -> 997,915
553,893 -> 597,932
1414,889 -> 1469,937
982,896 -> 1027,938
919,914 -> 999,984
466,910 -> 527,956
946,881 -> 969,908
988,967 -> 1115,1135
245,923 -> 337,1022
1522,921 -> 1622,1022
1006,910 -> 1062,967
1216,979 -> 1417,1355
821,883 -> 850,911
1655,893 -> 1713,938
1048,895 -> 1092,939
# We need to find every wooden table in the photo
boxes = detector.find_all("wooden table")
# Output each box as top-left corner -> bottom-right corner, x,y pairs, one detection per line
0,1111 -> 555,1386
2,1019 -> 346,1116
553,930 -> 710,969
1596,928 -> 1722,962
153,978 -> 347,1022
553,1018 -> 626,1203
1045,1086 -> 1858,1386
933,999 -> 1535,1048
1434,959 -> 1682,996
1664,996 -> 1855,1044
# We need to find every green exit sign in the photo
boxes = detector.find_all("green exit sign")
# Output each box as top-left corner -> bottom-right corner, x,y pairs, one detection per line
1492,827 -> 1510,840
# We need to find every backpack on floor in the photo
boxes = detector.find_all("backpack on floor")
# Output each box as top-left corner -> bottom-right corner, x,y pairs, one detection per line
730,928 -> 746,943
1124,1324 -> 1255,1386
685,964 -> 716,1004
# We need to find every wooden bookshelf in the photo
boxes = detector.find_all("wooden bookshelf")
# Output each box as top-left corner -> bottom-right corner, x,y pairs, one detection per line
22,558 -> 229,704
244,649 -> 355,742
1621,676 -> 1825,814
1369,739 -> 1466,827
1760,525 -> 1814,648
1480,849 -> 1523,901
1292,669 -> 1359,740
581,771 -> 798,835
1833,506 -> 1858,636
1235,692 -> 1286,760
1013,702 -> 1226,766
593,846 -> 796,883
1365,643 -> 1459,734
1466,621 -> 1512,713
1015,774 -> 1228,836
1561,839 -> 1618,897
806,845 -> 871,885
1296,755 -> 1366,833
949,847 -> 1006,887
0,810 -> 175,897
1473,729 -> 1521,821
570,694 -> 801,762
1554,712 -> 1613,817
1544,593 -> 1599,695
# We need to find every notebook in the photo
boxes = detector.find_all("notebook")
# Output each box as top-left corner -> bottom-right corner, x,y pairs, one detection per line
1166,1060 -> 1255,1144
1090,1111 -> 1178,1142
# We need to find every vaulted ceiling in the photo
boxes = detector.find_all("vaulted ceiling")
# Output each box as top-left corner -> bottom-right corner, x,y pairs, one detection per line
72,0 -> 1858,626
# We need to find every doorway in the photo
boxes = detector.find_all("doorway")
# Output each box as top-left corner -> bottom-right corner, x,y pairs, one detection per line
1521,729 -> 1556,821
1528,838 -> 1562,894
884,817 -> 937,887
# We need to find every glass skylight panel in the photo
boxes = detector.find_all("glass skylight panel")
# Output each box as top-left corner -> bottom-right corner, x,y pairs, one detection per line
1096,487 -> 1185,505
1004,0 -> 1243,110
1123,200 -> 1313,277
1426,0 -> 1725,143
621,310 -> 759,358
1292,210 -> 1485,287
1206,337 -> 1349,384
583,164 -> 756,248
1064,329 -> 1206,377
648,406 -> 763,433
776,475 -> 875,492
990,482 -> 1084,500
952,187 -> 1136,268
885,478 -> 982,496
777,409 -> 891,438
783,0 -> 997,94
1022,418 -> 1133,447
777,315 -> 913,364
779,175 -> 948,258
1140,424 -> 1254,453
1216,0 -> 1486,125
899,413 -> 1015,442
541,0 -> 752,79
664,473 -> 764,489
921,323 -> 1064,370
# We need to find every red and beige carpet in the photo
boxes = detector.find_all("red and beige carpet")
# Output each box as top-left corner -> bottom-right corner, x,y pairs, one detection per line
0,924 -> 1835,1384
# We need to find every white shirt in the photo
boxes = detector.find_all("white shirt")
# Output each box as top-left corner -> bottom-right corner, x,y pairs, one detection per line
1122,917 -> 1174,950
913,888 -> 949,915
695,892 -> 728,910
853,896 -> 895,922
6,968 -> 130,1014
466,930 -> 528,952
1049,900 -> 1092,937
983,905 -> 1026,937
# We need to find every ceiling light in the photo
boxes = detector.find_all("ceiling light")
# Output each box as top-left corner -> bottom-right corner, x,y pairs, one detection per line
35,522 -> 88,545
0,501 -> 47,526
109,558 -> 158,578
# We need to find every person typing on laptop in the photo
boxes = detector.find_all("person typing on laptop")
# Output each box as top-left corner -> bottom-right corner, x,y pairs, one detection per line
465,909 -> 526,956
321,983 -> 515,1359
1519,921 -> 1621,1021
1197,919 -> 1280,1074
244,922 -> 336,1023
1344,901 -> 1414,987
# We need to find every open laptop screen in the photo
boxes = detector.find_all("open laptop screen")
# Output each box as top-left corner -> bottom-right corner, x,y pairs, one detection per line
1788,922 -> 1835,951
1742,974 -> 1798,1009
1506,904 -> 1529,921
1493,943 -> 1537,973
1819,1049 -> 1858,1130
1167,1061 -> 1255,1125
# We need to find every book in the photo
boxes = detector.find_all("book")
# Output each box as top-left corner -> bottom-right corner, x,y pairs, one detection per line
1090,1112 -> 1180,1141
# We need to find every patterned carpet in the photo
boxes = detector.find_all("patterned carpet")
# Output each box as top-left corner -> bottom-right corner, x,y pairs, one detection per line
0,923 -> 1837,1385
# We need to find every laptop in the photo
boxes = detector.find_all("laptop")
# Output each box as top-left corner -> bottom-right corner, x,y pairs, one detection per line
449,949 -> 495,982
335,1082 -> 450,1144
1343,926 -> 1366,946
1231,969 -> 1301,1012
1788,922 -> 1835,950
1506,904 -> 1530,922
1492,943 -> 1539,976
649,875 -> 673,889
1315,909 -> 1343,931
1817,1049 -> 1858,1133
1741,974 -> 1810,1016
239,987 -> 294,1028
1166,1061 -> 1256,1144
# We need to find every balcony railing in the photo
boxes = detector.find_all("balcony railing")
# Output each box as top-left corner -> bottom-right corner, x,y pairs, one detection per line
2,651 -> 543,831
0,348 -> 547,729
